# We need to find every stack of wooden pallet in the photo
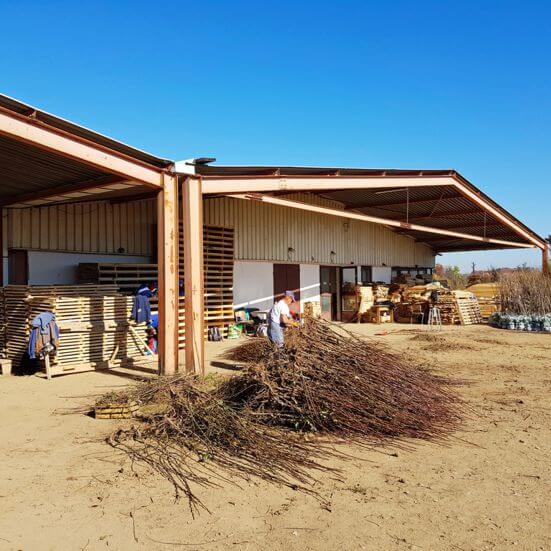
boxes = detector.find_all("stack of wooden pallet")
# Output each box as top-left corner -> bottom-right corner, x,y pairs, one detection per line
78,264 -> 158,295
466,283 -> 500,320
3,285 -> 152,375
78,224 -> 235,347
396,284 -> 482,326
0,288 -> 5,357
434,294 -> 462,325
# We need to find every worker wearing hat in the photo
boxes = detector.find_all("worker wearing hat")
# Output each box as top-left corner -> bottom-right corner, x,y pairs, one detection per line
267,291 -> 297,346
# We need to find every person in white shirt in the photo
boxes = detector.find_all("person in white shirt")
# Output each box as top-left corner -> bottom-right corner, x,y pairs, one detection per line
267,291 -> 296,346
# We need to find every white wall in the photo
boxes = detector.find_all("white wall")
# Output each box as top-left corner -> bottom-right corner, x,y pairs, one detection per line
299,264 -> 321,313
233,261 -> 323,314
233,261 -> 275,311
27,251 -> 151,285
372,266 -> 392,284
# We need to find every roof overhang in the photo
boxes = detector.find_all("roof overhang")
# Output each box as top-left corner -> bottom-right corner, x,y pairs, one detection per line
0,93 -> 173,208
194,166 -> 545,253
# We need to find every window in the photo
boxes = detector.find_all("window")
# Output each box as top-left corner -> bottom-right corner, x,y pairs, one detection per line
360,266 -> 372,284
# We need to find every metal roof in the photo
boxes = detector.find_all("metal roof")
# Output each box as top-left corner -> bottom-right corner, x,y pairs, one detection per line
0,94 -> 170,207
0,92 -> 543,255
195,165 -> 545,253
0,94 -> 172,169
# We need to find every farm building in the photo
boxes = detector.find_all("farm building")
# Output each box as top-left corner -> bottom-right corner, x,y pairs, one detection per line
0,93 -> 547,375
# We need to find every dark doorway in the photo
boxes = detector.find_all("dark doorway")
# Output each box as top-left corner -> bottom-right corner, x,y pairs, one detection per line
8,249 -> 28,285
340,266 -> 357,322
273,263 -> 300,314
320,265 -> 338,321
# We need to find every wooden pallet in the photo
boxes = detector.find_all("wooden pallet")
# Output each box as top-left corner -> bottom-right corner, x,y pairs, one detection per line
455,296 -> 483,325
395,286 -> 483,326
79,224 -> 235,348
3,285 -> 151,375
0,288 -> 5,357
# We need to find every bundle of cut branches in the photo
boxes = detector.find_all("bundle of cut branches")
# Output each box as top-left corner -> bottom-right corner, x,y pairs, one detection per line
102,318 -> 462,513
107,375 -> 337,515
221,318 -> 462,440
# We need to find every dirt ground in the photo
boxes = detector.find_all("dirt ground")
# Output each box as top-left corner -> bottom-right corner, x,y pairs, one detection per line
1,323 -> 550,551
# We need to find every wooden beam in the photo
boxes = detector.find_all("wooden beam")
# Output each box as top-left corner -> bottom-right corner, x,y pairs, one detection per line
182,176 -> 205,375
231,193 -> 535,249
202,176 -> 455,195
543,246 -> 549,275
0,107 -> 164,188
157,173 -> 179,375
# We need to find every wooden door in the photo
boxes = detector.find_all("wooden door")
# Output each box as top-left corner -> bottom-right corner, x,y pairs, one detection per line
8,249 -> 28,285
273,264 -> 300,314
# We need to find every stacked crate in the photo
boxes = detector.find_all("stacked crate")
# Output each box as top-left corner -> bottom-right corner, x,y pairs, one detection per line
3,285 -> 151,374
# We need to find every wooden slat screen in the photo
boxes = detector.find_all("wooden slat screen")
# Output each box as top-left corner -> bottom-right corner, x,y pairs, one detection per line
79,224 -> 235,349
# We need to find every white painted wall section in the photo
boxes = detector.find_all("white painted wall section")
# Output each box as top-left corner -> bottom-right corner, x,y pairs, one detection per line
299,264 -> 320,313
27,251 -> 151,285
233,261 -> 274,311
372,266 -> 392,283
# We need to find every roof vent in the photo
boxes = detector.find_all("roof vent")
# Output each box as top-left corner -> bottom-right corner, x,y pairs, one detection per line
188,157 -> 216,166
175,157 -> 216,174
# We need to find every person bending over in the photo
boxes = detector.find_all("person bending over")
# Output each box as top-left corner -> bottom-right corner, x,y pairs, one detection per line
267,291 -> 297,346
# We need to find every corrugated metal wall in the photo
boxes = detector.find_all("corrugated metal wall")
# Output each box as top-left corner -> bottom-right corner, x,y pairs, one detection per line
7,193 -> 435,267
7,199 -> 156,256
203,195 -> 435,267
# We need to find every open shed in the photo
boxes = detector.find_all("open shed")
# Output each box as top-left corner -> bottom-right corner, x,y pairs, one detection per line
0,94 -> 547,375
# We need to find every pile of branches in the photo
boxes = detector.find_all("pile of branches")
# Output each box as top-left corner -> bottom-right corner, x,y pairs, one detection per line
108,375 -> 336,515
102,318 -> 462,513
221,318 -> 462,440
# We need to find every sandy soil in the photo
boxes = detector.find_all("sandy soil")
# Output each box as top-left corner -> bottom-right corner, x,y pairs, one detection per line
1,324 -> 550,551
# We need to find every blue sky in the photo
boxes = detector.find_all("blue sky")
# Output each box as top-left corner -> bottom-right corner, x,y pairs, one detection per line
1,1 -> 549,271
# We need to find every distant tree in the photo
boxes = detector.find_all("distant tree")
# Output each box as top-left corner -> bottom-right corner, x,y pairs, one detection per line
443,265 -> 467,289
